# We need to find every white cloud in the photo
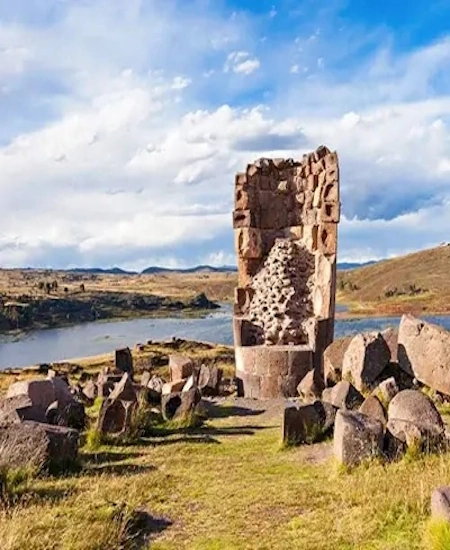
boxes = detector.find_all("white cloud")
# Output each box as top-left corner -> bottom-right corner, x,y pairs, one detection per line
224,51 -> 260,75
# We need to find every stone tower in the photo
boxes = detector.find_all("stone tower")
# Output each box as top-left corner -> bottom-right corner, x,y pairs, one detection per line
232,145 -> 340,399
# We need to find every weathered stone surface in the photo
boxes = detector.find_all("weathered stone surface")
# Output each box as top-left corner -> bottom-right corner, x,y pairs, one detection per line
359,396 -> 387,426
97,399 -> 135,435
0,395 -> 47,425
169,355 -> 195,382
282,400 -> 335,445
7,380 -> 57,411
233,147 -> 340,399
322,381 -> 363,410
109,373 -> 137,403
0,421 -> 79,472
375,377 -> 399,404
334,411 -> 384,467
82,379 -> 98,401
398,314 -> 450,395
387,390 -> 444,446
342,332 -> 391,391
198,365 -> 223,396
161,389 -> 201,421
296,370 -> 321,402
162,380 -> 186,395
431,487 -> 450,521
381,328 -> 398,363
323,336 -> 352,386
115,347 -> 133,375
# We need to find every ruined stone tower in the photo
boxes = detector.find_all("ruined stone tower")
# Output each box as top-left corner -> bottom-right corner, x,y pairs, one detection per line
233,145 -> 340,399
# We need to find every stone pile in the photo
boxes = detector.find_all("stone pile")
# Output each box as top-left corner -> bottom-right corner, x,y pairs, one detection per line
283,313 -> 450,466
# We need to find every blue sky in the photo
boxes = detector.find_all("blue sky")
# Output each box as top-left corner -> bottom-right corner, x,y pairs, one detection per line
1,0 -> 450,269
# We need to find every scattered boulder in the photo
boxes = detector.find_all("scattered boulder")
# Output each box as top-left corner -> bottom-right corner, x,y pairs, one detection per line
109,373 -> 137,403
431,487 -> 450,521
359,396 -> 387,426
169,355 -> 195,382
145,375 -> 165,405
82,379 -> 98,402
115,347 -> 134,375
141,372 -> 151,388
342,332 -> 391,391
375,377 -> 399,405
0,395 -> 47,425
297,370 -> 321,402
282,400 -> 335,445
198,365 -> 223,396
7,380 -> 58,412
0,421 -> 79,473
398,315 -> 450,395
161,389 -> 201,421
322,381 -> 363,410
387,390 -> 444,449
334,410 -> 384,467
45,399 -> 86,430
97,400 -> 135,435
323,336 -> 353,386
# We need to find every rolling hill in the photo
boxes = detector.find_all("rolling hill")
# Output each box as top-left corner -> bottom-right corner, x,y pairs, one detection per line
337,244 -> 450,315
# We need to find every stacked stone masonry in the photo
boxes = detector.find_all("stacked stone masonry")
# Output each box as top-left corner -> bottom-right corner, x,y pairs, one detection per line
233,146 -> 340,399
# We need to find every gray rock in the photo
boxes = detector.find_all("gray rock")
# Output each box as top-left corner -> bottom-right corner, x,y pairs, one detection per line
0,395 -> 47,425
297,370 -> 321,402
323,336 -> 353,386
381,328 -> 399,363
376,377 -> 399,404
108,373 -> 137,403
115,347 -> 134,375
322,381 -> 363,410
398,314 -> 450,395
0,421 -> 79,473
342,332 -> 391,391
282,400 -> 335,445
334,410 -> 384,467
359,395 -> 387,426
431,487 -> 450,521
7,380 -> 58,411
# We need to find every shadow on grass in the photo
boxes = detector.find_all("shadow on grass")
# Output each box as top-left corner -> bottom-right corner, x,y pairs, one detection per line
82,451 -> 143,464
120,507 -> 173,548
83,463 -> 157,476
204,402 -> 266,419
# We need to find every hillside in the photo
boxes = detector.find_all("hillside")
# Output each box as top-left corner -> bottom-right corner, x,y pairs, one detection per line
337,245 -> 450,315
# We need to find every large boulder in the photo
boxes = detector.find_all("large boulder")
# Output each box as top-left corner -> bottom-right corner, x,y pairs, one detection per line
381,328 -> 398,363
7,377 -> 74,412
323,336 -> 353,386
322,381 -> 363,410
282,401 -> 335,445
169,355 -> 195,382
109,373 -> 137,403
387,389 -> 444,449
198,365 -> 223,396
45,400 -> 86,431
342,332 -> 391,391
0,421 -> 79,473
334,410 -> 384,467
375,377 -> 399,405
115,347 -> 134,375
398,315 -> 450,395
97,400 -> 135,435
297,370 -> 322,402
0,395 -> 47,425
359,396 -> 387,426
161,389 -> 201,421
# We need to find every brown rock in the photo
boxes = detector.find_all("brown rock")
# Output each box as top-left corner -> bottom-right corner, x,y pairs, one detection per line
322,381 -> 363,410
82,379 -> 98,401
323,336 -> 352,386
375,377 -> 399,404
198,365 -> 223,396
109,373 -> 137,403
282,400 -> 335,445
342,332 -> 390,391
334,410 -> 384,467
97,400 -> 135,435
381,328 -> 398,363
162,380 -> 186,395
359,395 -> 387,426
0,395 -> 47,425
398,315 -> 450,395
169,355 -> 195,382
297,370 -> 321,402
0,421 -> 79,472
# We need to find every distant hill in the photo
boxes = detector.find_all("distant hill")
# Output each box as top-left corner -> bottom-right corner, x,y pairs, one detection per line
141,265 -> 237,275
337,261 -> 377,271
337,244 -> 450,314
67,267 -> 137,275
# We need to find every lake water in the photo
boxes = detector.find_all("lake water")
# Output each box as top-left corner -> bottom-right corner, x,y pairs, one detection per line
1,304 -> 450,370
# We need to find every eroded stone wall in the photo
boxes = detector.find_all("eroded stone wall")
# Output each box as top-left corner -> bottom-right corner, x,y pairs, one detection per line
233,145 -> 340,399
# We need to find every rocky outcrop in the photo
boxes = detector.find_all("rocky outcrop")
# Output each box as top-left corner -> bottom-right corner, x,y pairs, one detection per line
398,315 -> 450,395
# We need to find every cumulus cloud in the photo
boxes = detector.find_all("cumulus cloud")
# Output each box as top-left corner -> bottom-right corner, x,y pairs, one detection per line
2,0 -> 450,268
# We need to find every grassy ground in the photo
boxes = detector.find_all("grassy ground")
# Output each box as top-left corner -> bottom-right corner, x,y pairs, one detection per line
0,397 -> 449,549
